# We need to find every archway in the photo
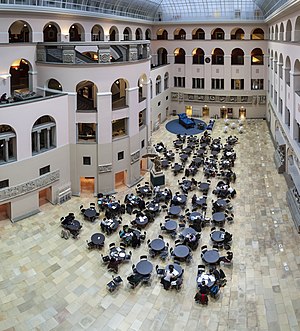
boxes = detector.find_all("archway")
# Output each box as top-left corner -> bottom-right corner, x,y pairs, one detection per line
9,20 -> 32,43
43,22 -> 60,42
9,58 -> 31,94
76,80 -> 98,111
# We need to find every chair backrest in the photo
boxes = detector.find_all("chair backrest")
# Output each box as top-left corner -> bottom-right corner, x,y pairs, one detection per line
109,243 -> 116,249
140,255 -> 147,260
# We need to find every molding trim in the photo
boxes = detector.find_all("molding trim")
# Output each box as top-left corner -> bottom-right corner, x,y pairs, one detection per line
0,170 -> 60,203
131,150 -> 140,164
98,163 -> 112,173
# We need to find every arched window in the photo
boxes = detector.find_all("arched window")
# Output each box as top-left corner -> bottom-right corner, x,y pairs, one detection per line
212,48 -> 224,65
174,48 -> 185,64
192,48 -> 204,64
156,76 -> 161,95
231,28 -> 244,40
231,48 -> 244,65
123,27 -> 132,41
157,48 -> 168,66
174,28 -> 186,40
295,17 -> 300,42
138,74 -> 147,102
285,56 -> 291,86
46,78 -> 62,96
251,28 -> 264,40
91,25 -> 104,41
69,23 -> 84,41
10,58 -> 31,95
111,79 -> 128,110
109,26 -> 118,41
76,81 -> 97,112
251,48 -> 264,65
164,73 -> 169,90
286,20 -> 292,41
211,28 -> 224,40
157,29 -> 168,40
0,125 -> 16,164
32,116 -> 56,154
192,28 -> 205,40
135,28 -> 142,40
145,29 -> 151,40
43,22 -> 60,42
9,20 -> 32,43
279,23 -> 284,41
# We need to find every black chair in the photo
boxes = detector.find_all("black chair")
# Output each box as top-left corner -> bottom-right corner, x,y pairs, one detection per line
156,265 -> 165,277
101,254 -> 110,264
127,273 -> 143,288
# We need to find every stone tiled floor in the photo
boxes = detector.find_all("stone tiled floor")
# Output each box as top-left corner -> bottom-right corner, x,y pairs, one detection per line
1,119 -> 300,331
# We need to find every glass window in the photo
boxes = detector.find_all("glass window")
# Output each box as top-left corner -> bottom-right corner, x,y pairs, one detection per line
32,116 -> 56,154
112,119 -> 127,138
0,126 -> 16,164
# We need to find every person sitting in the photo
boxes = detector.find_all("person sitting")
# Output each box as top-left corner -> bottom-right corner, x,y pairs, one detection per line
219,251 -> 233,263
131,233 -> 141,248
198,280 -> 209,294
194,290 -> 208,305
160,265 -> 178,290
0,93 -> 8,104
107,257 -> 120,273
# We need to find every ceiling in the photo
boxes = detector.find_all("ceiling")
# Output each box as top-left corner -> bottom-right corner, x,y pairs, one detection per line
1,0 -> 294,22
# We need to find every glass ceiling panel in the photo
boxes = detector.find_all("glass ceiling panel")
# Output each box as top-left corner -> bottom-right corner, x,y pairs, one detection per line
0,0 -> 294,22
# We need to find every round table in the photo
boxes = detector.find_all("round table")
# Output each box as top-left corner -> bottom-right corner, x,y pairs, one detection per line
196,149 -> 205,156
91,233 -> 105,245
172,194 -> 187,205
197,273 -> 216,287
150,239 -> 165,252
67,220 -> 81,231
173,245 -> 190,259
161,159 -> 169,168
182,147 -> 193,154
136,260 -> 153,275
216,199 -> 227,209
173,164 -> 183,172
195,197 -> 206,206
147,203 -> 159,212
165,220 -> 177,231
211,150 -> 219,156
212,212 -> 225,223
202,250 -> 220,264
84,208 -> 97,220
110,247 -> 126,260
139,186 -> 151,195
135,216 -> 148,226
108,202 -> 120,211
166,263 -> 183,277
189,212 -> 202,222
179,153 -> 188,162
211,230 -> 225,243
199,182 -> 210,192
180,227 -> 197,237
168,205 -> 181,216
174,140 -> 183,147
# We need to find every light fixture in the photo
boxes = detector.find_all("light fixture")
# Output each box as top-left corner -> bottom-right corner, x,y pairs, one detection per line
48,24 -> 52,28
0,74 -> 11,80
23,24 -> 27,27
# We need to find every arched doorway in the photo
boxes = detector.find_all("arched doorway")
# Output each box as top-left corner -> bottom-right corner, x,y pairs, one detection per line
10,58 -> 31,94
9,20 -> 32,43
43,22 -> 60,42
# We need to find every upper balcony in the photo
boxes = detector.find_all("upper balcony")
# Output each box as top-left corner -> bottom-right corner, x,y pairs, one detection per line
36,41 -> 151,65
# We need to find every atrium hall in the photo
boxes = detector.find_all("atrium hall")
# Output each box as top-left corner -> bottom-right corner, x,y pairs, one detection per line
0,0 -> 300,330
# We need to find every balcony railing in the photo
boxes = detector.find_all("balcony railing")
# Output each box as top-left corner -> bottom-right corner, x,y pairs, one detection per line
36,41 -> 150,65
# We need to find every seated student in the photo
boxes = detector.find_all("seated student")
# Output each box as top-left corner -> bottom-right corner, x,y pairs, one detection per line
194,291 -> 208,305
131,233 -> 140,248
107,257 -> 120,273
198,280 -> 209,294
219,251 -> 233,263
0,93 -> 8,104
160,265 -> 178,290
